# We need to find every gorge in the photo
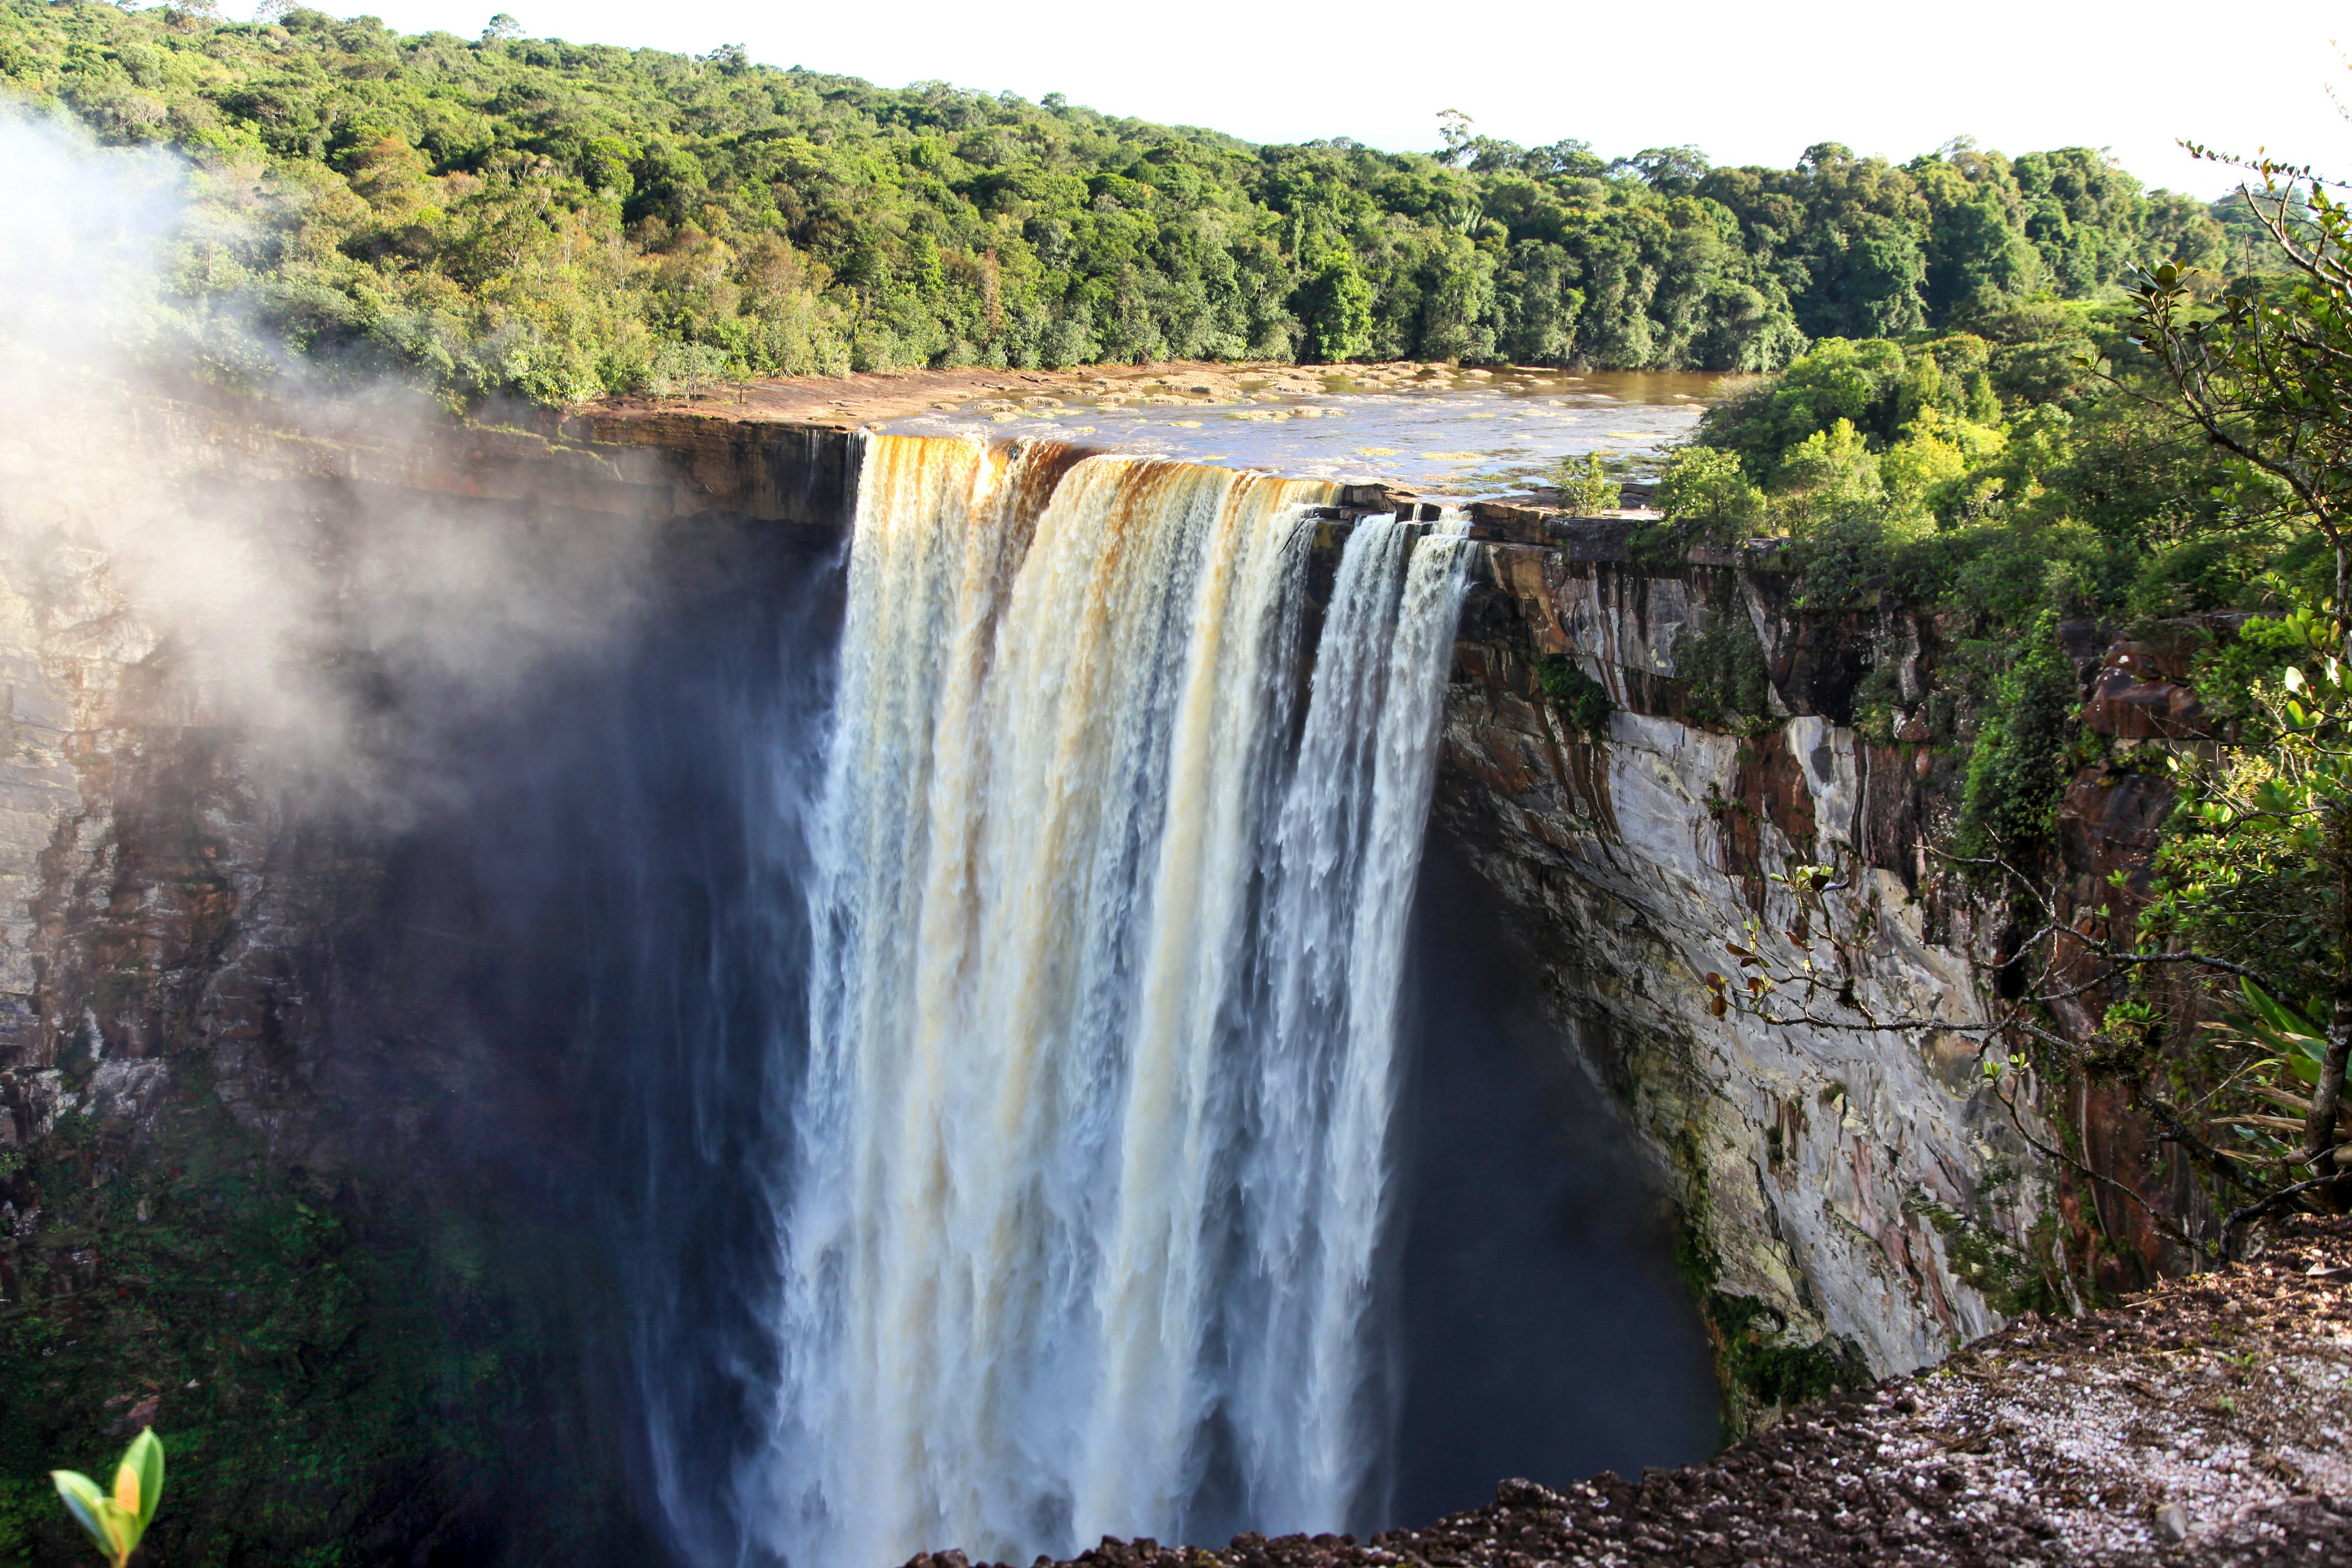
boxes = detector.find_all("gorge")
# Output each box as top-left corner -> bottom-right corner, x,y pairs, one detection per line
0,104 -> 2225,1568
15,5 -> 2352,1559
0,382 -> 2101,1567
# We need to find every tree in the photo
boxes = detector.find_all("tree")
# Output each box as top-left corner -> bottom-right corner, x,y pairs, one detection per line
1656,445 -> 1763,540
2127,162 -> 2352,635
1435,108 -> 1474,166
1921,181 -> 2038,319
1770,417 -> 1885,532
1299,257 -> 1373,363
1611,145 -> 1711,193
2125,155 -> 2352,1204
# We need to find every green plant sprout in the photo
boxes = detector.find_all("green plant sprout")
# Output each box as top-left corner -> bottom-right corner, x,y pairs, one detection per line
52,1429 -> 164,1568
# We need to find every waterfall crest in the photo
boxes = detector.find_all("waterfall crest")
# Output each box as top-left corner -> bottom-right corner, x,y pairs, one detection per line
769,434 -> 1474,1568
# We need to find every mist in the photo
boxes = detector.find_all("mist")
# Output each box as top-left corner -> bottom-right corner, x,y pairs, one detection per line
0,112 -> 831,1562
1392,837 -> 1719,1519
0,111 -> 665,827
0,106 -> 1720,1568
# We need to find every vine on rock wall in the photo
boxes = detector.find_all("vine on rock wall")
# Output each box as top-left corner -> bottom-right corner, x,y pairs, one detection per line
1671,601 -> 1773,732
1666,1161 -> 1870,1439
1534,653 -> 1615,736
1956,611 -> 2080,859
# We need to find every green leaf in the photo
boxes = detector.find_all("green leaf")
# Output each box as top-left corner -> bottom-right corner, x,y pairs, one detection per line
51,1471 -> 107,1549
121,1429 -> 164,1532
2240,977 -> 2306,1035
50,1472 -> 132,1562
2233,980 -> 2329,1080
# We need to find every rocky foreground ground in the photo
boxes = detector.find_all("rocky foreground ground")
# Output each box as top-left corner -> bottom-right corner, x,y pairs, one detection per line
907,1218 -> 2352,1568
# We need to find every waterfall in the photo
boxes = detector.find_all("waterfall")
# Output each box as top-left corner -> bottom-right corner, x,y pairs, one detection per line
764,434 -> 1474,1568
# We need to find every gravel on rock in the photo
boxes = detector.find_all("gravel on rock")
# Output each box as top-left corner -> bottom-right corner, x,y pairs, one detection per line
901,1217 -> 2352,1568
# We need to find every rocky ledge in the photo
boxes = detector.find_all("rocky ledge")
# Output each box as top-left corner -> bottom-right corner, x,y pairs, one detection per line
909,1217 -> 2350,1568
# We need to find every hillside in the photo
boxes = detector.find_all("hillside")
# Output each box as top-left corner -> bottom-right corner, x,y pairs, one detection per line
0,1 -> 2261,405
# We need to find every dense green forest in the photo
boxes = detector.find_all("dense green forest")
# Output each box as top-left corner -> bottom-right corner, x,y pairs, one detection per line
1655,301 -> 2305,639
1646,171 -> 2352,1248
0,1 -> 2269,405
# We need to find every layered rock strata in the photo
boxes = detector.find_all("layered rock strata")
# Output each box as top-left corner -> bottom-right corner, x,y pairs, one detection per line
1429,521 -> 2194,1427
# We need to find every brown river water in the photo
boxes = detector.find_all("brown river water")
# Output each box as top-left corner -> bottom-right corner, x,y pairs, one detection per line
867,364 -> 1739,498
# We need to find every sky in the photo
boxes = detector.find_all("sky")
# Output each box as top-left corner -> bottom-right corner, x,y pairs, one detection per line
343,0 -> 2348,199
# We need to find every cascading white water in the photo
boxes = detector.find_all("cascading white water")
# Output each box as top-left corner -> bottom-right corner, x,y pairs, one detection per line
1226,511 -> 1476,1531
767,434 -> 1474,1568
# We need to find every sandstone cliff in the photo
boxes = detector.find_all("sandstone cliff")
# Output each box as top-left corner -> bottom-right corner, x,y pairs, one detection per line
0,401 -> 2220,1554
1430,518 -> 2208,1432
0,397 -> 857,1563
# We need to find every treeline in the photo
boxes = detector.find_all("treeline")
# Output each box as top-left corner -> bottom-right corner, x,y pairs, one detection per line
1645,295 -> 2310,859
0,2 -> 2268,404
1648,169 -> 2352,1253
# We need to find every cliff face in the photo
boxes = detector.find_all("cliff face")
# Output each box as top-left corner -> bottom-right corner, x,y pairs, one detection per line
0,400 -> 857,1564
0,403 -> 2203,1551
1429,525 -> 2177,1431
0,404 -> 855,1163
0,478 -> 320,1170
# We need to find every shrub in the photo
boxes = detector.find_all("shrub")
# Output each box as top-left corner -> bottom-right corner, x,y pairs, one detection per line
1534,654 -> 1616,736
1553,452 -> 1621,516
1770,418 -> 1886,536
1656,445 -> 1763,543
1673,605 -> 1773,729
1956,611 -> 2079,856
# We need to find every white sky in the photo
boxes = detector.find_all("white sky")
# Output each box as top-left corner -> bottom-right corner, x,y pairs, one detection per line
344,0 -> 2348,200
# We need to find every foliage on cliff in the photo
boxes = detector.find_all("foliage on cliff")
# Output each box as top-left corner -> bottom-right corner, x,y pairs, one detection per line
0,1085 -> 631,1567
1954,612 -> 2080,857
1646,298 -> 2297,932
1681,157 -> 2352,1265
1667,311 -> 2294,607
0,1 -> 2246,406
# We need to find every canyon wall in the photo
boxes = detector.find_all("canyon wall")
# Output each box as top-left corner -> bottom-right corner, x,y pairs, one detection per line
0,401 -> 857,1564
1430,517 -> 2192,1432
0,404 -> 854,1165
0,404 -> 2190,1555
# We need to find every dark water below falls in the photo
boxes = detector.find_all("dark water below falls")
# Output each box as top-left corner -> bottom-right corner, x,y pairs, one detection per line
387,433 -> 1714,1568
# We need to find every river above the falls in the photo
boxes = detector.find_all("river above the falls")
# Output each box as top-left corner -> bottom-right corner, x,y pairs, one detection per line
867,366 -> 1734,498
